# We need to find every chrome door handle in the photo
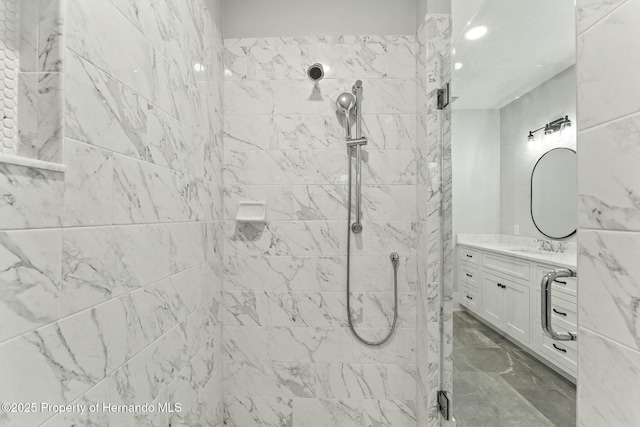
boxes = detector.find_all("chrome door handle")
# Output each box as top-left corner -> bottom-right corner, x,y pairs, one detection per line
541,269 -> 577,341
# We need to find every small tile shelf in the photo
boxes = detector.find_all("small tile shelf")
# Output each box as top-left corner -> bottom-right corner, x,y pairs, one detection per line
0,153 -> 67,173
236,201 -> 267,222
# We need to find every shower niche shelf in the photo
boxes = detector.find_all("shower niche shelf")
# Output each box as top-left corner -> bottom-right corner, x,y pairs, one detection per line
236,201 -> 267,223
0,153 -> 67,173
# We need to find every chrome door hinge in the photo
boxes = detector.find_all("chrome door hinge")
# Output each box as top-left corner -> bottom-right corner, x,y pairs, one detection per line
438,390 -> 451,420
437,82 -> 450,110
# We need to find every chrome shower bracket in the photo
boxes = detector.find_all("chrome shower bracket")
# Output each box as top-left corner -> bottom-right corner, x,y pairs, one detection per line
437,82 -> 450,110
346,137 -> 368,148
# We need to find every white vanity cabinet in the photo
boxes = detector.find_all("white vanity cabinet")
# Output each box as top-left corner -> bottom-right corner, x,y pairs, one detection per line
457,243 -> 577,380
480,259 -> 531,346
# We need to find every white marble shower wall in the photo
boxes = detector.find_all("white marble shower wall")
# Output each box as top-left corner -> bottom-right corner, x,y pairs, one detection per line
0,0 -> 224,426
576,0 -> 640,425
222,35 -> 420,426
415,15 -> 452,427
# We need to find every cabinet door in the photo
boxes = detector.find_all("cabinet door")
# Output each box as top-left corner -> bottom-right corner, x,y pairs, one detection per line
482,275 -> 505,327
505,281 -> 530,344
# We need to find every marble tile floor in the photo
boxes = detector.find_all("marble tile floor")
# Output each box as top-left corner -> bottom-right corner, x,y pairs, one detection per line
453,310 -> 576,427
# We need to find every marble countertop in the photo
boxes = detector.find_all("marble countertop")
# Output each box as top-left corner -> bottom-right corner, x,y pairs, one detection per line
457,234 -> 577,269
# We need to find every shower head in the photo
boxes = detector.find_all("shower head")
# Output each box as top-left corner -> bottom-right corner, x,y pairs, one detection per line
336,92 -> 356,139
336,92 -> 357,113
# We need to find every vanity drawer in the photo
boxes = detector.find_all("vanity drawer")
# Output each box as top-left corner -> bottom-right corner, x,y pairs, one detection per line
460,247 -> 479,265
483,252 -> 530,281
535,265 -> 576,300
461,285 -> 479,312
460,265 -> 479,290
540,331 -> 577,373
535,289 -> 577,323
550,297 -> 577,327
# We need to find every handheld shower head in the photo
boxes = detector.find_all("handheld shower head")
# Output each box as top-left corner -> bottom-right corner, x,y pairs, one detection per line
336,92 -> 357,139
336,92 -> 356,113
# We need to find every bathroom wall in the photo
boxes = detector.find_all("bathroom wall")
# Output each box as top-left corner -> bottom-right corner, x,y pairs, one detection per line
576,0 -> 640,425
451,109 -> 501,236
223,34 -> 420,425
223,0 -> 417,38
415,15 -> 452,426
0,0 -> 224,425
500,65 -> 577,239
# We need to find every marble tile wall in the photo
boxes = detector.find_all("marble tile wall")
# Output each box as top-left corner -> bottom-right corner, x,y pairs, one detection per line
222,34 -> 421,426
415,15 -> 452,427
576,1 -> 640,426
0,0 -> 224,426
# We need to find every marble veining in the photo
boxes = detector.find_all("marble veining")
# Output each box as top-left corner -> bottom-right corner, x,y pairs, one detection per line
1,1 -> 225,425
222,22 -> 451,426
578,112 -> 640,232
0,229 -> 61,343
223,31 -> 425,425
579,230 -> 640,351
577,0 -> 640,425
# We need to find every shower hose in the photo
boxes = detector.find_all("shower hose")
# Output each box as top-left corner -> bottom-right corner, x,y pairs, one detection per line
346,149 -> 400,346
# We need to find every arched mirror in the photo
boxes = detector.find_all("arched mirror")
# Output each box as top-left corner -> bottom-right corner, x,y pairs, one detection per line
530,147 -> 577,239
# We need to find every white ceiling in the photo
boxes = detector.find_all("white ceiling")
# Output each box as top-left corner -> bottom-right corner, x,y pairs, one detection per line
451,0 -> 576,110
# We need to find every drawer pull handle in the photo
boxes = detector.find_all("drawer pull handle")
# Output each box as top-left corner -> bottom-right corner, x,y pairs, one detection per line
497,283 -> 506,289
553,343 -> 567,353
465,273 -> 473,278
552,308 -> 567,317
466,295 -> 473,300
554,279 -> 567,285
466,254 -> 473,258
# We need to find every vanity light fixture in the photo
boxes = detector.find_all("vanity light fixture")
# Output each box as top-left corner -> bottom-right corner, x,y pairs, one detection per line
464,25 -> 488,41
527,116 -> 572,142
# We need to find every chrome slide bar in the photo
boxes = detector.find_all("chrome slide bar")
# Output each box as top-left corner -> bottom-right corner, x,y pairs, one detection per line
351,80 -> 364,234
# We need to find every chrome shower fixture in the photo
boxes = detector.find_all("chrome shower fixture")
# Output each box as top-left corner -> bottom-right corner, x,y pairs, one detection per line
307,63 -> 324,81
336,92 -> 357,139
339,80 -> 400,347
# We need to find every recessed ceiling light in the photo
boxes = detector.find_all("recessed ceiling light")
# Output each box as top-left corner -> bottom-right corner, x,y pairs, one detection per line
455,62 -> 463,70
464,26 -> 488,41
